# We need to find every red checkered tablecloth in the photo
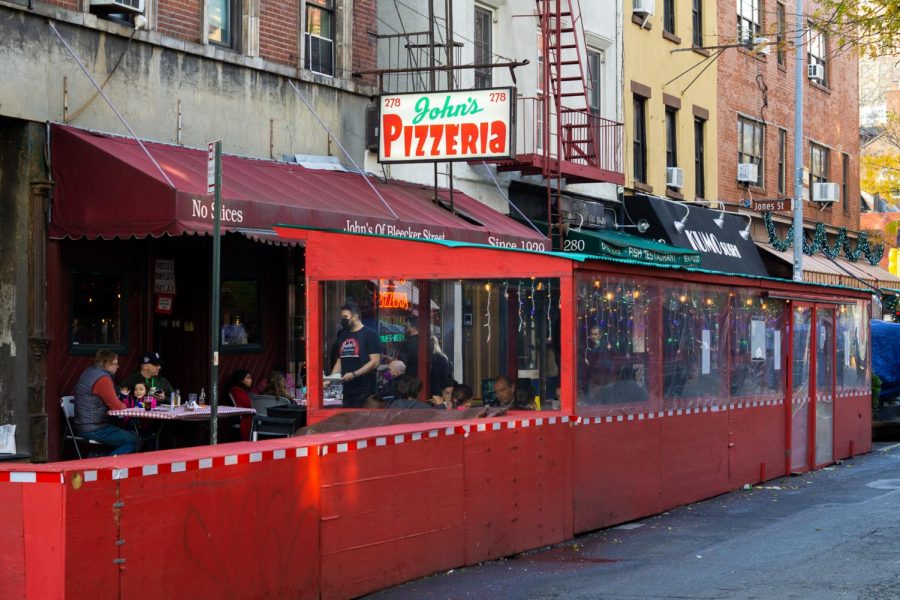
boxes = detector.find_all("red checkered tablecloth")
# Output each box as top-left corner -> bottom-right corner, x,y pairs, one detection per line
108,406 -> 255,421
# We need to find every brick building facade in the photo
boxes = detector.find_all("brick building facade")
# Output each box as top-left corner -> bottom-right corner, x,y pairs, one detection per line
717,0 -> 860,232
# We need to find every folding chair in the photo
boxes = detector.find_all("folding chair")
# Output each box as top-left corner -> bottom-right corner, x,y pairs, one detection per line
59,396 -> 105,459
249,395 -> 297,441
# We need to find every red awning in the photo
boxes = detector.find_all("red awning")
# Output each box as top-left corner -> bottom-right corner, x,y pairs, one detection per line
49,124 -> 547,249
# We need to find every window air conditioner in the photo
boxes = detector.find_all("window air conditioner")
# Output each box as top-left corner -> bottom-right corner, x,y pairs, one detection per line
752,37 -> 771,55
737,163 -> 758,184
90,0 -> 144,13
633,0 -> 655,17
807,63 -> 825,82
812,182 -> 840,203
666,167 -> 684,189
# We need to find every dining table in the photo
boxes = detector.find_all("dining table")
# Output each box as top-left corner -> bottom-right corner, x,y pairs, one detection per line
108,405 -> 256,449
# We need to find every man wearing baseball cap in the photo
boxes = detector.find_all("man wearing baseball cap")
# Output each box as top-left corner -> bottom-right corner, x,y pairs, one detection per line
120,351 -> 175,402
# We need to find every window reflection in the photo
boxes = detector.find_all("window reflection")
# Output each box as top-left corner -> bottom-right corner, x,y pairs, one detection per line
730,292 -> 785,400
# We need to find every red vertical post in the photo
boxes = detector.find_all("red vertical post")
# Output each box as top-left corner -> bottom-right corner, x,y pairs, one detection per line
559,272 -> 575,413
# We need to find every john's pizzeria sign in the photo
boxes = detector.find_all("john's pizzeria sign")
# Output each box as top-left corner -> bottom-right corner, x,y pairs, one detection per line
378,88 -> 515,163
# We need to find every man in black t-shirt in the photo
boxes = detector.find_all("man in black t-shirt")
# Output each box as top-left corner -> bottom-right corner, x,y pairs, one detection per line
330,301 -> 382,408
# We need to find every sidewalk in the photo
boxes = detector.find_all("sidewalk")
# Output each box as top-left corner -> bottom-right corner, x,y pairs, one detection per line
369,442 -> 900,600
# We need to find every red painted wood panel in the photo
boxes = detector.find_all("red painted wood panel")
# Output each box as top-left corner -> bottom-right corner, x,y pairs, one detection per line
835,394 -> 872,458
0,486 -> 26,599
115,460 -> 319,599
463,422 -> 573,564
23,484 -> 66,600
727,404 -> 787,486
63,478 -> 120,599
318,434 -> 465,599
573,419 -> 664,533
659,412 -> 731,510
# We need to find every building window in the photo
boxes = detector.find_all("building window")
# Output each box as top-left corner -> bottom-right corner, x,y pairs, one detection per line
776,2 -> 786,66
738,116 -> 765,187
305,0 -> 335,76
777,128 -> 787,194
70,270 -> 126,354
694,117 -> 705,199
587,50 -> 602,115
221,279 -> 261,349
474,6 -> 493,89
208,0 -> 240,49
807,23 -> 827,85
633,95 -> 647,184
842,153 -> 850,213
664,0 -> 675,35
736,0 -> 760,43
810,142 -> 830,200
692,0 -> 703,47
666,108 -> 678,169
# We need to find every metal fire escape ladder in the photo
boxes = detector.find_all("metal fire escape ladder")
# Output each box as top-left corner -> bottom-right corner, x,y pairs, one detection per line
536,0 -> 596,248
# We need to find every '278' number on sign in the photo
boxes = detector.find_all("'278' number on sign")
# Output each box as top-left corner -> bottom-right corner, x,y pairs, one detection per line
384,97 -> 401,108
489,92 -> 507,102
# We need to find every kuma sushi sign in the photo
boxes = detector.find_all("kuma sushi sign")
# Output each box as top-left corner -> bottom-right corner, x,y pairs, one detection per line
378,88 -> 515,163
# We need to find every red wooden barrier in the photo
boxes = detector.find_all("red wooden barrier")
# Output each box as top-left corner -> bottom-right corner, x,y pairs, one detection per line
0,401 -> 872,600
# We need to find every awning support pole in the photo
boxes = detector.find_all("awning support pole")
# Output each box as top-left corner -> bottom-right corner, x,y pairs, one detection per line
287,80 -> 399,220
49,22 -> 176,189
209,141 -> 223,445
479,162 -> 549,240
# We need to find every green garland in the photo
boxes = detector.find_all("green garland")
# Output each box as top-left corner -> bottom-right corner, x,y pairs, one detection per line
884,294 -> 898,316
763,212 -> 884,265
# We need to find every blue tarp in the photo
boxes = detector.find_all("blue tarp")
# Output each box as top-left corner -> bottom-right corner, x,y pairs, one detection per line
872,320 -> 900,400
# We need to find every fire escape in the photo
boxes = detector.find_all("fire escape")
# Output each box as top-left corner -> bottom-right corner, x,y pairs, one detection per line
492,0 -> 624,247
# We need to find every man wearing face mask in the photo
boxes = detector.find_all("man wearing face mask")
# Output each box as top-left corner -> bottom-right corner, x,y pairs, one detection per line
376,359 -> 406,400
330,301 -> 382,408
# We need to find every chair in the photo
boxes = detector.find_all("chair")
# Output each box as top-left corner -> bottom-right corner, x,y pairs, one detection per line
59,396 -> 105,459
249,395 -> 296,441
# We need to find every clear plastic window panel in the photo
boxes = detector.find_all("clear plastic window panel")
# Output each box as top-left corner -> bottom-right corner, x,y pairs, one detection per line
662,283 -> 728,407
730,292 -> 785,401
836,300 -> 871,395
319,278 -> 560,411
575,275 -> 654,411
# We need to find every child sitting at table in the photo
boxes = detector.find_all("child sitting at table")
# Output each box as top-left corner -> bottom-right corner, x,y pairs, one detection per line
119,382 -> 157,410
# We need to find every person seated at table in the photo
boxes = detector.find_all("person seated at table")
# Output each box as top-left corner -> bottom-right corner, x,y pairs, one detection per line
451,383 -> 477,408
120,351 -> 175,404
366,376 -> 433,409
73,350 -> 139,456
377,359 -> 406,400
224,369 -> 254,441
488,376 -> 516,408
261,370 -> 294,402
512,383 -> 537,411
430,381 -> 456,409
120,381 -> 156,410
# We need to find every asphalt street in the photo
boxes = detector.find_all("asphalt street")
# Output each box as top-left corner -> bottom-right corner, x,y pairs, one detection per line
367,442 -> 900,600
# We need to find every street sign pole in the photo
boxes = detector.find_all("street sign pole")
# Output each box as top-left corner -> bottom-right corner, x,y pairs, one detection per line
209,140 -> 223,444
792,0 -> 805,282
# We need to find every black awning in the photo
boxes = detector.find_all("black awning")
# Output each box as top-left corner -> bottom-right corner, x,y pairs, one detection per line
625,194 -> 769,276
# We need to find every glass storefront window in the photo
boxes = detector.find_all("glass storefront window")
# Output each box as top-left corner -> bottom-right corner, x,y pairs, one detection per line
836,300 -> 870,395
220,279 -> 260,348
319,277 -> 561,410
575,275 -> 654,409
70,270 -> 126,353
662,284 -> 728,406
730,291 -> 786,400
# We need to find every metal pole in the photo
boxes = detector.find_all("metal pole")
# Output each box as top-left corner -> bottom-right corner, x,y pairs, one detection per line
209,140 -> 223,444
792,0 -> 804,282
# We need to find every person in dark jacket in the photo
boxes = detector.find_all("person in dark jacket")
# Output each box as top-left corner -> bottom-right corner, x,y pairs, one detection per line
73,350 -> 139,455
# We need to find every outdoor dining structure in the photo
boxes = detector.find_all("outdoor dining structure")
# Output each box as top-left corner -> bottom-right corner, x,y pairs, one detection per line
0,125 -> 873,599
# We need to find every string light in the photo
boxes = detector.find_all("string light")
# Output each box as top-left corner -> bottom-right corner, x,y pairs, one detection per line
484,281 -> 491,343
